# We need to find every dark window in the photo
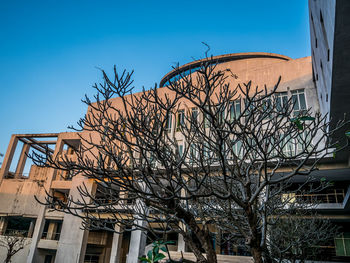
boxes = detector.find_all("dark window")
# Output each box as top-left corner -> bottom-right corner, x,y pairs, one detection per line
176,110 -> 185,131
5,216 -> 35,237
44,255 -> 53,263
327,49 -> 330,61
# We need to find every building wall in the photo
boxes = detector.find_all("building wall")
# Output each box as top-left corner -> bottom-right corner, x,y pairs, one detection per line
0,52 -> 347,262
309,0 -> 336,119
0,166 -> 50,217
0,237 -> 31,263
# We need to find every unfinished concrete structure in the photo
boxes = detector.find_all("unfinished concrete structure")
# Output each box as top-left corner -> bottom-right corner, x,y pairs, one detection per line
0,51 -> 349,263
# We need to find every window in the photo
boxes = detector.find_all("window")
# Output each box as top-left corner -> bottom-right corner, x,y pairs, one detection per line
191,107 -> 198,128
232,140 -> 242,158
327,49 -> 330,61
261,98 -> 272,119
291,89 -> 307,116
176,110 -> 185,131
244,99 -> 255,118
84,254 -> 100,263
147,152 -> 156,167
166,113 -> 173,133
189,143 -> 199,162
50,189 -> 69,210
203,142 -> 211,159
280,131 -> 311,157
41,220 -> 62,240
178,143 -> 184,157
3,216 -> 36,237
230,100 -> 241,121
282,134 -> 293,156
218,105 -> 226,124
204,106 -> 211,128
296,131 -> 312,153
335,232 -> 350,256
44,255 -> 54,263
275,92 -> 288,112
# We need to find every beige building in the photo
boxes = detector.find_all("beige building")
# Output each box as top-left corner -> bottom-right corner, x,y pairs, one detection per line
1,51 -> 349,263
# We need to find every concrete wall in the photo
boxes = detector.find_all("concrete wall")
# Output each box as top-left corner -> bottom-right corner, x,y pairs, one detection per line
309,0 -> 336,119
0,166 -> 49,217
0,236 -> 31,263
54,174 -> 93,263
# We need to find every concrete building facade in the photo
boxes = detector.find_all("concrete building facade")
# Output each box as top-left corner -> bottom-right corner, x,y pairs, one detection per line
1,1 -> 350,262
0,51 -> 349,263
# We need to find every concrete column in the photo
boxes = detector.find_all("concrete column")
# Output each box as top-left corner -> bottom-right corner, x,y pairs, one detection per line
54,175 -> 93,263
0,135 -> 18,181
126,222 -> 147,263
177,233 -> 186,252
0,217 -> 8,235
15,143 -> 30,178
27,205 -> 46,263
109,225 -> 122,263
28,220 -> 35,238
27,137 -> 64,263
54,214 -> 89,263
47,221 -> 57,240
177,189 -> 186,252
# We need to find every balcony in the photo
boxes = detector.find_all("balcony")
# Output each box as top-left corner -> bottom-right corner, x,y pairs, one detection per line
295,188 -> 346,204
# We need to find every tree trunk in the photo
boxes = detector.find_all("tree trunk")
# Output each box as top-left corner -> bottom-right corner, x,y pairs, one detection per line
184,236 -> 208,263
205,246 -> 217,263
5,253 -> 12,263
244,204 -> 269,263
251,246 -> 264,263
174,205 -> 217,263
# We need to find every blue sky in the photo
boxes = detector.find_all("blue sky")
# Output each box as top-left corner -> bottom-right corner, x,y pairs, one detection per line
0,0 -> 310,157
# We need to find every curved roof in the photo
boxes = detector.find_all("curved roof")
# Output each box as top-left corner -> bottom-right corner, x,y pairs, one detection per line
160,52 -> 291,87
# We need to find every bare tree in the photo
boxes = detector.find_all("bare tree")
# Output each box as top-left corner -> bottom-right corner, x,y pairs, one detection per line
268,212 -> 338,263
31,55 -> 348,263
0,231 -> 29,263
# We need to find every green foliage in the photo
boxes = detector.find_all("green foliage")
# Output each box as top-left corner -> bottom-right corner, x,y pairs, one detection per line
291,116 -> 315,131
139,240 -> 174,263
345,131 -> 350,137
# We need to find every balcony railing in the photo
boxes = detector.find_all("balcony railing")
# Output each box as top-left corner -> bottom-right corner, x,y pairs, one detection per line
295,189 -> 346,204
41,231 -> 60,241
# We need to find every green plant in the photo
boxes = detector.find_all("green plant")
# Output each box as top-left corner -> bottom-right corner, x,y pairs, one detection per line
139,240 -> 174,263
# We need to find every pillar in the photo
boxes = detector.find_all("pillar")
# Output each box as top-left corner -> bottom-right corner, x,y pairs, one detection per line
0,135 -> 18,181
54,214 -> 89,263
27,137 -> 63,263
0,217 -> 7,235
26,205 -> 46,263
178,189 -> 186,252
54,174 -> 93,263
126,220 -> 147,263
28,219 -> 35,238
109,225 -> 122,263
47,221 -> 58,240
177,233 -> 186,252
15,143 -> 30,178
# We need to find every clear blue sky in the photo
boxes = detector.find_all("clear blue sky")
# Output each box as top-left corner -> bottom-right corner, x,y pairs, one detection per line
0,0 -> 310,156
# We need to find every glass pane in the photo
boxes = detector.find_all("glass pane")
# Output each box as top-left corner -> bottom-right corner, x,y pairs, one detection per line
299,93 -> 306,110
292,94 -> 299,111
230,103 -> 234,121
235,101 -> 241,118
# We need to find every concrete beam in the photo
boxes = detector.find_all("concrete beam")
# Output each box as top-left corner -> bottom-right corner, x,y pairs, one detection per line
16,133 -> 59,138
18,138 -> 54,154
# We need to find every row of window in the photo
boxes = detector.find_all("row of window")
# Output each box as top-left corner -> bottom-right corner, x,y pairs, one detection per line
165,89 -> 307,133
